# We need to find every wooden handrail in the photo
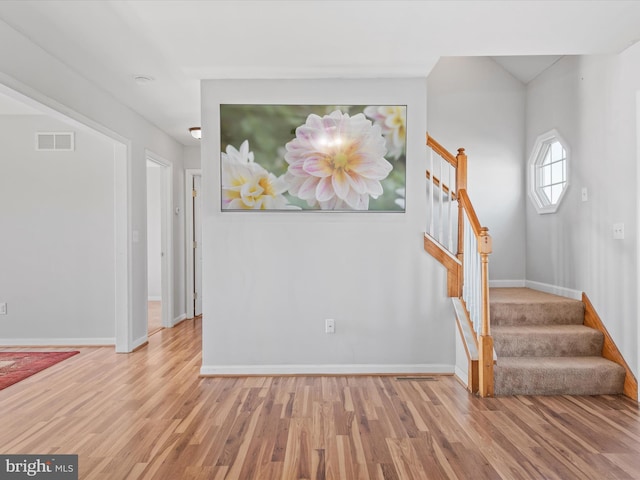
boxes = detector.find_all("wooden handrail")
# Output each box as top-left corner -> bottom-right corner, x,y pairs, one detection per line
424,134 -> 493,397
425,171 -> 457,200
426,133 -> 457,168
457,190 -> 482,236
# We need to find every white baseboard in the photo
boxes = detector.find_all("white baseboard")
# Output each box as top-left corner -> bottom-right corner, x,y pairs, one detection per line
130,334 -> 148,351
0,338 -> 115,347
454,366 -> 468,388
489,279 -> 526,288
172,313 -> 187,327
147,296 -> 162,302
488,279 -> 582,300
525,280 -> 582,300
200,364 -> 454,376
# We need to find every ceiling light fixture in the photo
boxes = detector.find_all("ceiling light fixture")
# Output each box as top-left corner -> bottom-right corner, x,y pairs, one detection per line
189,127 -> 201,140
133,75 -> 154,85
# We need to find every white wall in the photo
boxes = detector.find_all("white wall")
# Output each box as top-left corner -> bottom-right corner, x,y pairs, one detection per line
526,54 -> 638,376
201,78 -> 455,374
146,163 -> 162,300
0,115 -> 115,342
0,20 -> 186,349
427,57 -> 527,282
183,146 -> 201,170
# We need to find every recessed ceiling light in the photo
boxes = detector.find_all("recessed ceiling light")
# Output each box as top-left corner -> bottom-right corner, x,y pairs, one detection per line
133,75 -> 154,85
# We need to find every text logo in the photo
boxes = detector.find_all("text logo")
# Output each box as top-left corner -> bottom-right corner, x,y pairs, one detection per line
0,455 -> 77,479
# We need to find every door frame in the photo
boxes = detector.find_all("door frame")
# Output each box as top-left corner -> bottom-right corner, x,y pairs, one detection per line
146,150 -> 174,329
185,169 -> 202,319
0,79 -> 133,352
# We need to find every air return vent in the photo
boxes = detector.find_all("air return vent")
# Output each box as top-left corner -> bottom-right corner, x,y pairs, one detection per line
36,132 -> 75,151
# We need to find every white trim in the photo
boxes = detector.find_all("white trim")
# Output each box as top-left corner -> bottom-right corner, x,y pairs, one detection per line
637,92 -> 640,385
148,296 -> 162,302
185,169 -> 202,319
172,313 -> 188,327
146,151 -> 174,330
454,366 -> 468,388
200,364 -> 454,376
525,280 -> 582,300
424,232 -> 461,264
114,141 -> 132,353
0,338 -> 115,346
528,128 -> 570,215
131,335 -> 148,351
0,77 -> 133,354
489,279 -> 526,288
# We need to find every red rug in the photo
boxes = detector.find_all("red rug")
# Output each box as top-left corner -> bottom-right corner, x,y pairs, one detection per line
0,351 -> 79,390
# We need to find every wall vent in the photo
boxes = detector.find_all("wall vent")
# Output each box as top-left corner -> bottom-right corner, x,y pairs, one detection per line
36,132 -> 75,151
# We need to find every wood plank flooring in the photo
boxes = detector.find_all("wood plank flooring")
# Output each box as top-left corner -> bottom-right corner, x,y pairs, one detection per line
1,319 -> 639,479
148,300 -> 163,334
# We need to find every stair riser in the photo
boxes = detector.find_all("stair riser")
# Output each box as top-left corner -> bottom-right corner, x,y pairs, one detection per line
494,332 -> 603,357
495,364 -> 625,396
490,288 -> 626,397
491,303 -> 584,326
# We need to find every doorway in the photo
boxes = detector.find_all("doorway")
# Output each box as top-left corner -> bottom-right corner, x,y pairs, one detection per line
185,169 -> 202,318
0,82 -> 131,352
146,152 -> 173,334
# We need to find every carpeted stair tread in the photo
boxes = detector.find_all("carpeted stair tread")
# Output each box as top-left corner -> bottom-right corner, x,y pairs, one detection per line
492,325 -> 603,357
490,288 -> 584,326
489,287 -> 626,397
494,356 -> 625,396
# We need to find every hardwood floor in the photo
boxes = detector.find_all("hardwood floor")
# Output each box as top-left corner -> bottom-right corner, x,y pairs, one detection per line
1,320 -> 639,479
148,300 -> 163,334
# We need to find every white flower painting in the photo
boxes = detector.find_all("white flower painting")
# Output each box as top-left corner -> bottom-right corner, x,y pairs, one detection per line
220,104 -> 407,211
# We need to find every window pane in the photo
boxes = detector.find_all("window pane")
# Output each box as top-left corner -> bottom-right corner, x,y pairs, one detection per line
541,164 -> 552,187
551,184 -> 564,204
551,141 -> 564,161
542,147 -> 552,166
551,160 -> 564,183
542,186 -> 552,204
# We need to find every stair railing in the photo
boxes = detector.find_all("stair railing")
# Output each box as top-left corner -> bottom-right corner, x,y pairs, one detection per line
425,133 -> 494,397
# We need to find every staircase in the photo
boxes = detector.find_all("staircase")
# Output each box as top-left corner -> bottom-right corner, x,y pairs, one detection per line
491,288 -> 625,396
423,133 -> 637,399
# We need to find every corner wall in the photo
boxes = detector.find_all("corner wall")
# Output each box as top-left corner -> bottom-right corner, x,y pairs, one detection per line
427,57 -> 527,282
201,78 -> 455,374
525,53 -> 638,377
0,19 -> 186,349
0,115 -> 115,342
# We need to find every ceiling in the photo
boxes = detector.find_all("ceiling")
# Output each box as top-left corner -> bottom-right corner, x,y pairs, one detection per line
0,1 -> 639,146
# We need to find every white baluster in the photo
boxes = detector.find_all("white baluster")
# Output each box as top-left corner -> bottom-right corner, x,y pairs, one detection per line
429,150 -> 434,237
448,162 -> 453,251
439,156 -> 444,243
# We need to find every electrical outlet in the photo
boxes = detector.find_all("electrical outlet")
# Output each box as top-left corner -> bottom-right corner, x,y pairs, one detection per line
325,319 -> 335,334
0,303 -> 6,315
613,223 -> 625,240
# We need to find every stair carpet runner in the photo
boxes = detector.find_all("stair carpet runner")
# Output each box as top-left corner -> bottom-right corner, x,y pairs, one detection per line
491,288 -> 625,396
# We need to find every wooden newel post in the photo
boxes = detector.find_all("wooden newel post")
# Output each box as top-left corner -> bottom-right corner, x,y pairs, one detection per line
478,228 -> 494,397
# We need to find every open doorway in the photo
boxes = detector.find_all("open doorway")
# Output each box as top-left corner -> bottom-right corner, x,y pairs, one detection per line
185,169 -> 202,319
0,82 -> 131,351
146,152 -> 173,334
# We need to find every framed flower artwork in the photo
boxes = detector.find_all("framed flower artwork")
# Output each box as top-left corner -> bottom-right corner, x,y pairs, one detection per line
220,104 -> 407,212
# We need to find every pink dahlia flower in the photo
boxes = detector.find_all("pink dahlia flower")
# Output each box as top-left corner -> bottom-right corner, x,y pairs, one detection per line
221,140 -> 295,210
364,105 -> 406,160
284,110 -> 392,210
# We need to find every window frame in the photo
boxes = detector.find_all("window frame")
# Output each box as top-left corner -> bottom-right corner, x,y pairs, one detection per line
528,129 -> 570,214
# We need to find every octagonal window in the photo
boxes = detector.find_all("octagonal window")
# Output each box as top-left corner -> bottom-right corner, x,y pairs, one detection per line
528,129 -> 569,214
